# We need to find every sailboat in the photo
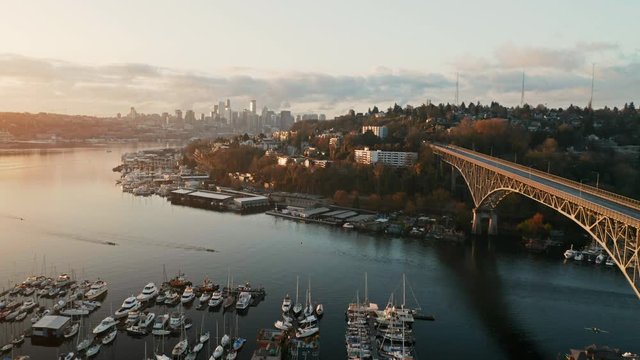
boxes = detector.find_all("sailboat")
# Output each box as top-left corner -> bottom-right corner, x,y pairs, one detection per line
292,276 -> 302,315
171,307 -> 188,357
222,270 -> 235,309
210,321 -> 224,360
304,278 -> 314,317
220,314 -> 230,347
232,314 -> 246,351
76,318 -> 92,352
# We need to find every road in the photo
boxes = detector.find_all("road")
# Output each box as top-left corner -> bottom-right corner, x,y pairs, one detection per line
440,145 -> 640,221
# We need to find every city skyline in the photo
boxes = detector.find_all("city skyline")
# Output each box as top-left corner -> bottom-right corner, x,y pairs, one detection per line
0,0 -> 638,117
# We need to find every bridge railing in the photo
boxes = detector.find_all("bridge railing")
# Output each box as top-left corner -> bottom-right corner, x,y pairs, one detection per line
437,144 -> 640,210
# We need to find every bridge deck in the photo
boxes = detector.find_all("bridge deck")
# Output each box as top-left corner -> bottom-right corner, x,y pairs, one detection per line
440,145 -> 640,221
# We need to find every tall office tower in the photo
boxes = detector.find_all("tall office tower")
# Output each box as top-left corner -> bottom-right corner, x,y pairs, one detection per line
175,109 -> 183,120
213,104 -> 219,115
250,100 -> 257,114
225,99 -> 231,109
218,101 -> 225,115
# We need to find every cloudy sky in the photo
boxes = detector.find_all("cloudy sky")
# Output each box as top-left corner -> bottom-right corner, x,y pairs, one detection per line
0,0 -> 638,117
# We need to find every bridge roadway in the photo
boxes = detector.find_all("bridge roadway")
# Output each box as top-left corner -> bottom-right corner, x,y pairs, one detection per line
440,145 -> 640,221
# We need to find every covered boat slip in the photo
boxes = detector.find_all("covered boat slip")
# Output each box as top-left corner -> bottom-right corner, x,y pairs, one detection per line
32,315 -> 71,338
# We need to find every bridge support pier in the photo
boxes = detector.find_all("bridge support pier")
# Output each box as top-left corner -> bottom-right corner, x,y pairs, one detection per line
471,209 -> 498,235
488,211 -> 498,235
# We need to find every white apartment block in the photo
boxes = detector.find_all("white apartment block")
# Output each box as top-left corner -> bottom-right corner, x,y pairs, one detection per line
354,147 -> 418,167
361,125 -> 388,138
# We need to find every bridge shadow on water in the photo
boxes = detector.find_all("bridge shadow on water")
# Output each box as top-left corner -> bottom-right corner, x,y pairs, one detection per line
433,235 -> 546,359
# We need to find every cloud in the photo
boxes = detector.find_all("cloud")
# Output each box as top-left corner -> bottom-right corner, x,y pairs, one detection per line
0,45 -> 637,117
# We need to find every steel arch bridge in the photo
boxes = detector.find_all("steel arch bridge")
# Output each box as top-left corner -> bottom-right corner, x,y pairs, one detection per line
431,143 -> 640,298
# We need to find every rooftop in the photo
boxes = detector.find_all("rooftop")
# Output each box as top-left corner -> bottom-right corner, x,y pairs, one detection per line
33,315 -> 70,330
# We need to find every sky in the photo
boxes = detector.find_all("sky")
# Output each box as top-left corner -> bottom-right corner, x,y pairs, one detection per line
0,0 -> 638,117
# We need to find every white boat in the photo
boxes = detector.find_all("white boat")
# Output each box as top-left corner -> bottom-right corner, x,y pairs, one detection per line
172,339 -> 188,356
93,316 -> 117,334
304,279 -> 314,317
296,325 -> 319,338
56,273 -> 72,287
140,312 -> 156,327
200,331 -> 210,344
235,292 -> 251,310
164,291 -> 180,305
274,320 -> 292,330
316,303 -> 324,316
86,344 -> 101,357
126,309 -> 141,325
212,345 -> 224,359
221,334 -> 230,347
114,296 -> 141,319
169,312 -> 185,329
77,338 -> 92,352
193,342 -> 203,353
595,253 -> 606,265
61,352 -> 75,360
85,280 -> 108,300
181,286 -> 195,304
574,252 -> 584,261
226,351 -> 237,360
153,313 -> 169,331
15,312 -> 27,321
563,244 -> 577,259
199,292 -> 212,304
281,293 -> 292,313
606,257 -> 615,266
208,291 -> 223,307
20,299 -> 37,312
136,282 -> 159,302
101,329 -> 117,345
64,323 -> 80,338
343,222 -> 355,229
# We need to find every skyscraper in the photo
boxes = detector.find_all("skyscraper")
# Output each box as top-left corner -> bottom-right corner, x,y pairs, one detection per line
250,100 -> 256,114
225,99 -> 231,109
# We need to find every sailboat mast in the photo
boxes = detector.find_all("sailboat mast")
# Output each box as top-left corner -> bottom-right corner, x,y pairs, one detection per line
402,273 -> 406,309
295,276 -> 299,304
364,272 -> 368,306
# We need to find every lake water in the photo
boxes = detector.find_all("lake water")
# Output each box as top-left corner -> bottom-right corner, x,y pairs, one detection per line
1,145 -> 639,360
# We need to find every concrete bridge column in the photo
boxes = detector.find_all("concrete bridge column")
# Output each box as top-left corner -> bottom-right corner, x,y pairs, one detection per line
471,208 -> 481,235
488,211 -> 498,235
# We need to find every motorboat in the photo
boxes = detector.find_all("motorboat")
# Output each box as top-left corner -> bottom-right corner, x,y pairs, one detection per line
55,273 -> 71,287
606,257 -> 615,266
281,294 -> 292,313
235,292 -> 251,310
181,286 -> 195,304
574,251 -> 584,261
20,299 -> 37,312
0,344 -> 12,353
15,312 -> 27,321
153,313 -> 169,331
140,312 -> 156,328
343,222 -> 355,229
595,253 -> 606,265
11,334 -> 25,345
274,320 -> 292,330
53,299 -> 67,312
136,282 -> 159,302
193,342 -> 203,353
199,292 -> 212,304
114,296 -> 141,319
5,309 -> 21,321
296,325 -> 319,338
208,291 -> 223,307
156,291 -> 166,303
60,352 -> 75,360
226,351 -> 237,360
23,287 -> 35,296
164,291 -> 180,305
563,244 -> 577,259
64,323 -> 80,338
77,338 -> 92,352
168,272 -> 189,288
49,287 -> 61,297
172,339 -> 188,356
93,316 -> 117,334
232,337 -> 246,351
169,312 -> 185,329
126,309 -> 141,325
85,280 -> 108,300
101,329 -> 117,345
316,303 -> 324,316
86,343 -> 101,357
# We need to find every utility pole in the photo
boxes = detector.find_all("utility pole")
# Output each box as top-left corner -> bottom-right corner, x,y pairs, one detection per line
521,71 -> 525,107
455,72 -> 459,106
588,63 -> 595,110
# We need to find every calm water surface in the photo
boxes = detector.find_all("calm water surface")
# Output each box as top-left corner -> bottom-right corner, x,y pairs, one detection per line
1,146 -> 639,359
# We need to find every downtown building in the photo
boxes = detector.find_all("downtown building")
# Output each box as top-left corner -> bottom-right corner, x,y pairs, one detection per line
354,147 -> 418,167
361,125 -> 388,139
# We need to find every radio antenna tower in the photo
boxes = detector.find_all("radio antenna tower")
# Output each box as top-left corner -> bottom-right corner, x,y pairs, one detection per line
455,72 -> 459,106
520,71 -> 525,106
588,63 -> 595,110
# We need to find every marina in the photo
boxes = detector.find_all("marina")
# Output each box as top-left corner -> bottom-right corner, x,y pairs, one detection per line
1,146 -> 640,359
